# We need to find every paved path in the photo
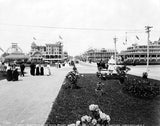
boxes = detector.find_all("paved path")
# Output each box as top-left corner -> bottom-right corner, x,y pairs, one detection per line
0,66 -> 72,125
128,65 -> 160,80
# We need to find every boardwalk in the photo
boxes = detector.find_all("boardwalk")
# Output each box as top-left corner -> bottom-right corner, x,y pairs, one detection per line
0,66 -> 72,125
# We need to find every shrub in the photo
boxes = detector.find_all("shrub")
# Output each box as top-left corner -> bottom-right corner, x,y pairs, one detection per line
123,77 -> 160,99
142,72 -> 148,79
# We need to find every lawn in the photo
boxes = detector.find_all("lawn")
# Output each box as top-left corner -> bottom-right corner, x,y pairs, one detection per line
45,74 -> 160,126
0,72 -> 6,81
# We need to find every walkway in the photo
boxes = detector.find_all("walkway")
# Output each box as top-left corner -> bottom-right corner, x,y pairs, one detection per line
0,66 -> 71,125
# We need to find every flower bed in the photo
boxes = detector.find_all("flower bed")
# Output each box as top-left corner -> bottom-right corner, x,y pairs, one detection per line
68,104 -> 111,126
45,74 -> 160,125
123,76 -> 160,99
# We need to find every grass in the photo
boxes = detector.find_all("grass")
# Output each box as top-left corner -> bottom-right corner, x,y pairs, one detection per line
0,72 -> 6,80
45,74 -> 160,126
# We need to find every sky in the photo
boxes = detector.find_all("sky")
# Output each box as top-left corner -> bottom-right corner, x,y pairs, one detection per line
0,0 -> 160,56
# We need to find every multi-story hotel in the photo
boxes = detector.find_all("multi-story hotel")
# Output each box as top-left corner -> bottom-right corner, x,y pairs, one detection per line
30,41 -> 65,63
86,48 -> 117,62
119,39 -> 160,65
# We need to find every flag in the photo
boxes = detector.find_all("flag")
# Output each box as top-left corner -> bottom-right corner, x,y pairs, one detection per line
123,32 -> 127,45
136,35 -> 139,40
124,36 -> 127,45
59,35 -> 63,40
33,37 -> 36,40
149,40 -> 152,45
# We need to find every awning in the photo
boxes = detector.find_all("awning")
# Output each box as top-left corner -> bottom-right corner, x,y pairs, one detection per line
4,54 -> 29,60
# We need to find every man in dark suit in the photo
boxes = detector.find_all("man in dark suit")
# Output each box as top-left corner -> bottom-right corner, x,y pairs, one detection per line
20,62 -> 25,76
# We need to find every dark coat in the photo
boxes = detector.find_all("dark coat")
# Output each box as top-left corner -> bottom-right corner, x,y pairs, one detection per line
30,63 -> 36,75
20,64 -> 25,71
6,69 -> 13,81
36,66 -> 40,75
40,67 -> 44,75
12,69 -> 19,81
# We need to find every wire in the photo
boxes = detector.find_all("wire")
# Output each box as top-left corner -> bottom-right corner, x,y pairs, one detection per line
0,23 -> 144,32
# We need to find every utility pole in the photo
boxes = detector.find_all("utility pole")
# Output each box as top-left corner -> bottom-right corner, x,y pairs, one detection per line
113,36 -> 118,65
145,26 -> 153,73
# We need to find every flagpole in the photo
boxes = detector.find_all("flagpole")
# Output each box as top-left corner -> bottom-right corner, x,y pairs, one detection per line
113,36 -> 118,65
145,26 -> 152,73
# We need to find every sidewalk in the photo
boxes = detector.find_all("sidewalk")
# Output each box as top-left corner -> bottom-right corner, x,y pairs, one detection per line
0,67 -> 71,125
128,65 -> 160,80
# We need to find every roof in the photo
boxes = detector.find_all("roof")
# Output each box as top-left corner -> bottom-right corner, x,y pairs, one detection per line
4,53 -> 29,60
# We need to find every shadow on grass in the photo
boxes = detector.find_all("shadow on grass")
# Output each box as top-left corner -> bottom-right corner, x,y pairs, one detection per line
0,75 -> 6,81
45,73 -> 160,126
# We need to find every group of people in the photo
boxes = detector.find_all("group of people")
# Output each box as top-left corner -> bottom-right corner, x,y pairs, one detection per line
6,62 -> 26,81
6,65 -> 19,81
30,63 -> 44,76
30,62 -> 51,76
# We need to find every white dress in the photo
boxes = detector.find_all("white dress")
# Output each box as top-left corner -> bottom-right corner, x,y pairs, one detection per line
108,57 -> 116,74
46,64 -> 51,75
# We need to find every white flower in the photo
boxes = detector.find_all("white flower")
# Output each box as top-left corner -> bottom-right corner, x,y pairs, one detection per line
81,116 -> 86,122
89,104 -> 99,111
87,116 -> 92,122
106,115 -> 111,122
99,112 -> 111,122
76,120 -> 81,126
81,115 -> 92,122
91,119 -> 97,125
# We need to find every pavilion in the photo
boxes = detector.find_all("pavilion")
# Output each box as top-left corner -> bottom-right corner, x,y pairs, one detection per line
3,43 -> 29,63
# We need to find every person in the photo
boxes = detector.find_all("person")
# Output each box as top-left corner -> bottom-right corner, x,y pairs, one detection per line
20,62 -> 25,76
105,63 -> 109,69
120,64 -> 130,75
59,63 -> 61,68
40,64 -> 44,75
0,62 -> 7,75
46,63 -> 51,76
108,56 -> 116,75
6,66 -> 12,81
30,62 -> 36,76
12,68 -> 19,81
36,64 -> 40,75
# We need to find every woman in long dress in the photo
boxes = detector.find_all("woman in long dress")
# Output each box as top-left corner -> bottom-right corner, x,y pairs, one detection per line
46,63 -> 51,76
36,64 -> 40,75
40,65 -> 44,75
12,68 -> 19,81
108,56 -> 116,75
30,63 -> 36,76
6,66 -> 12,81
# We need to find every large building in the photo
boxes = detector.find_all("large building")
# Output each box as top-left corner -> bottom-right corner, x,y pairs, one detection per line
85,48 -> 117,62
3,43 -> 29,62
119,39 -> 160,65
30,41 -> 65,63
